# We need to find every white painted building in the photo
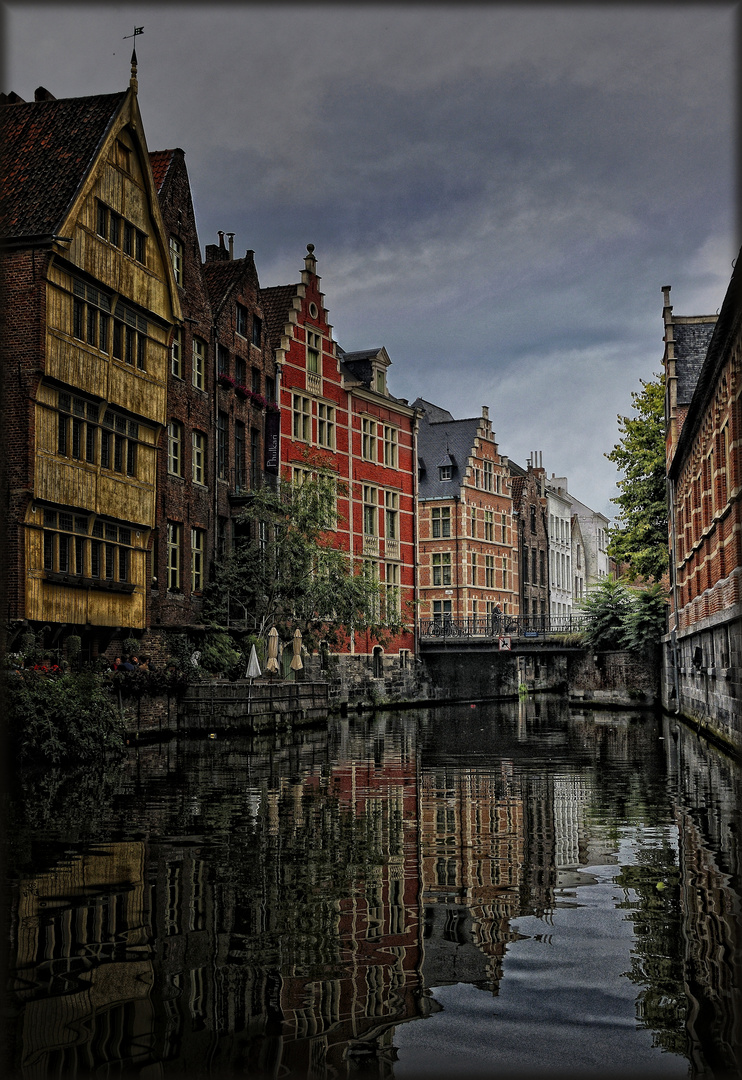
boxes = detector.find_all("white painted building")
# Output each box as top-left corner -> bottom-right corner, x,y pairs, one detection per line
546,483 -> 573,615
548,476 -> 611,604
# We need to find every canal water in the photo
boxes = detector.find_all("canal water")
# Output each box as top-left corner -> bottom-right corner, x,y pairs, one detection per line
5,698 -> 741,1079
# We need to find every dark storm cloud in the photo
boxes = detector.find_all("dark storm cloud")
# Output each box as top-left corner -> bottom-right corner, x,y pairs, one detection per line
4,3 -> 736,515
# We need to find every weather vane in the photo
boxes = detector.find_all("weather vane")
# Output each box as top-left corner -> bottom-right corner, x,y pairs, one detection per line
123,27 -> 144,40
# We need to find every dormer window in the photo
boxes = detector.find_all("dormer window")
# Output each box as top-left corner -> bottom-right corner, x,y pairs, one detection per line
375,368 -> 386,394
439,465 -> 452,482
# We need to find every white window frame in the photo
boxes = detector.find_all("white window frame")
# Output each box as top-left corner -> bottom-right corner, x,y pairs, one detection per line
192,430 -> 205,485
192,338 -> 205,390
169,237 -> 183,286
168,420 -> 183,476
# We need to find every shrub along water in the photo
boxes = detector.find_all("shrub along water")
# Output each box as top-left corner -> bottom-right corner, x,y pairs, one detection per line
7,670 -> 126,764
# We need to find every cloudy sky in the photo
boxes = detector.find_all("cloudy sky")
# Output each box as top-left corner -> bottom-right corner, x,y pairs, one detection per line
4,3 -> 737,516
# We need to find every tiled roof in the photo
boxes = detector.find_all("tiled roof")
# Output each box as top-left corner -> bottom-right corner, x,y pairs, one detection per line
510,474 -> 525,511
674,320 -> 717,405
0,92 -> 126,239
149,149 -> 175,192
259,284 -> 298,346
417,409 -> 480,500
202,258 -> 246,313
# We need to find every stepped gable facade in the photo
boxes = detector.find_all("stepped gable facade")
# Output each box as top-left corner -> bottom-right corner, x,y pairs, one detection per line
261,246 -> 416,662
509,455 -> 550,619
1,75 -> 181,658
415,398 -> 517,628
663,260 -> 742,748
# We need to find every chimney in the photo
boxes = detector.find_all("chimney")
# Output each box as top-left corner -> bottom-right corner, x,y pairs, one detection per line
227,232 -> 235,260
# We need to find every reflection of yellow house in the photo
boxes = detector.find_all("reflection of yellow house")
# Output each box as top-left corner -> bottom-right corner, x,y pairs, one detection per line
10,842 -> 155,1076
2,64 -> 181,650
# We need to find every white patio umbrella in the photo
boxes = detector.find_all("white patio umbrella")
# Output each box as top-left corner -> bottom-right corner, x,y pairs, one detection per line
245,643 -> 261,680
265,626 -> 280,674
290,628 -> 303,674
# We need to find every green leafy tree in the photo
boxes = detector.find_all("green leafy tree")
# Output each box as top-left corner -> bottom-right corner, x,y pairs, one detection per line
580,577 -> 668,653
203,474 -> 407,648
606,375 -> 668,581
622,581 -> 668,653
580,577 -> 634,650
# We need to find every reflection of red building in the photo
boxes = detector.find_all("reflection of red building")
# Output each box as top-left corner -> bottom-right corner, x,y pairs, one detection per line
419,765 -> 525,991
261,246 -> 417,670
270,742 -> 423,1076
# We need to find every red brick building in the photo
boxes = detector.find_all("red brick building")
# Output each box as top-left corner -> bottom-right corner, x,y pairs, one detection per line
414,399 -> 518,632
663,256 -> 742,749
509,454 -> 550,622
260,246 -> 417,669
148,153 -> 278,634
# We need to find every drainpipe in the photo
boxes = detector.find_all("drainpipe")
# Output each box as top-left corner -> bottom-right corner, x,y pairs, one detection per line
412,409 -> 420,661
454,494 -> 460,623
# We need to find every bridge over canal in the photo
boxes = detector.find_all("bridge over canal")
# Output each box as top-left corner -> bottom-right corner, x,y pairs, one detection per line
417,614 -> 658,707
419,613 -> 594,652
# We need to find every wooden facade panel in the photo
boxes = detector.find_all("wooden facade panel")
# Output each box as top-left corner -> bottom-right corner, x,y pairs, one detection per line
34,402 -> 57,455
26,575 -> 146,628
108,364 -> 165,426
99,473 -> 154,528
36,456 -> 98,512
47,331 -> 110,400
24,531 -> 147,628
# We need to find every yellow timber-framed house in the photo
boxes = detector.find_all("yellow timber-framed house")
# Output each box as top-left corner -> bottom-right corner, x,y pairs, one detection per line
1,60 -> 182,660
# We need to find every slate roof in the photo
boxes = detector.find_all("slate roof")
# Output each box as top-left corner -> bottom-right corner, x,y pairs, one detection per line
414,398 -> 481,501
0,91 -> 126,239
674,320 -> 717,404
413,398 -> 454,423
259,284 -> 298,347
149,149 -> 175,192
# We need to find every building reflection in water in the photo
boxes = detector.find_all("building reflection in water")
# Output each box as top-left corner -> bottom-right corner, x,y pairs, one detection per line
6,701 -> 741,1078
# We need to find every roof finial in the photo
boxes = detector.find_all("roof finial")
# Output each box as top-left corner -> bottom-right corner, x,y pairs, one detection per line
124,27 -> 143,91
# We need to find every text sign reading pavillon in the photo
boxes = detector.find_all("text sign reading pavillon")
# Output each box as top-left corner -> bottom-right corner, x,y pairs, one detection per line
264,411 -> 280,474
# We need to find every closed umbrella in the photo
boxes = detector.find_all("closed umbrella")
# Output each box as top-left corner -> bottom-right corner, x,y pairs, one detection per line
246,644 -> 261,680
265,626 -> 280,674
290,628 -> 303,674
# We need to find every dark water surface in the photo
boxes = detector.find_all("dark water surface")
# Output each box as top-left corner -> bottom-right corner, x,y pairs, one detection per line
5,698 -> 741,1079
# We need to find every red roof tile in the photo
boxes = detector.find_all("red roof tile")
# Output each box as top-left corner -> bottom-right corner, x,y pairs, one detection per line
148,149 -> 175,192
0,92 -> 126,239
259,284 -> 298,346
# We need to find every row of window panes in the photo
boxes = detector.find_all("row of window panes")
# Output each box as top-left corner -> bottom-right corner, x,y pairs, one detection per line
166,522 -> 205,592
57,395 -> 141,477
170,329 -> 206,389
42,510 -> 132,581
434,506 -> 506,542
236,303 -> 262,346
72,281 -> 149,370
168,417 -> 260,487
362,486 -> 399,539
361,418 -> 398,466
96,200 -> 147,264
522,548 -> 546,586
471,461 -> 501,492
433,551 -> 504,589
292,395 -> 336,449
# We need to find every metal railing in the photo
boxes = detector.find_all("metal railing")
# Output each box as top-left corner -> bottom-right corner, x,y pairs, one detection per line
419,613 -> 595,640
